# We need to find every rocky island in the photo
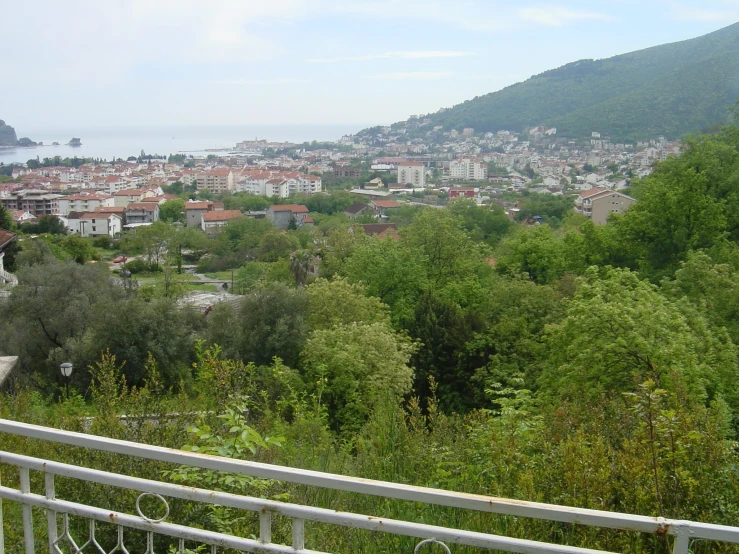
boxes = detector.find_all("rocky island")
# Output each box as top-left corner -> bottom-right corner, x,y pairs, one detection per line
0,119 -> 38,147
67,137 -> 82,146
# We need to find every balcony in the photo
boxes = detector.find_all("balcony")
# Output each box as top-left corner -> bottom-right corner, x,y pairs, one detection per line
1,418 -> 738,553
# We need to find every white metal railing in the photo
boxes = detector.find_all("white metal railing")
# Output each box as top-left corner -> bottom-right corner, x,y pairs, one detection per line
1,418 -> 738,554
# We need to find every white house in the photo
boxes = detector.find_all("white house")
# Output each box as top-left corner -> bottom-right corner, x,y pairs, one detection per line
77,213 -> 123,237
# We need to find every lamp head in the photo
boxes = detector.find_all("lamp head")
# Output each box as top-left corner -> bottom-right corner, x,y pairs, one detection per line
60,363 -> 73,377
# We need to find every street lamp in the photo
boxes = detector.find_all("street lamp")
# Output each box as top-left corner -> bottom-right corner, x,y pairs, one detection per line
60,362 -> 73,398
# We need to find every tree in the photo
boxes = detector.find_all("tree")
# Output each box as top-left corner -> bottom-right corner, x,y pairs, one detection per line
613,133 -> 737,279
342,236 -> 427,325
236,283 -> 308,367
540,267 -> 738,409
257,229 -> 300,262
133,222 -> 174,269
300,322 -> 416,434
405,290 -> 475,412
305,278 -> 390,331
68,297 -> 200,388
289,250 -> 312,287
0,258 -> 124,390
401,209 -> 481,290
61,234 -> 96,264
159,199 -> 186,223
0,204 -> 15,231
497,225 -> 567,285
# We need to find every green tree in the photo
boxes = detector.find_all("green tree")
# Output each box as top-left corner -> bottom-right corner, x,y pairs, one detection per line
0,204 -> 16,231
159,199 -> 186,223
497,226 -> 567,285
305,278 -> 390,331
0,258 -> 124,390
61,234 -> 96,264
236,283 -> 308,367
540,267 -> 738,408
300,322 -> 416,434
257,229 -> 300,262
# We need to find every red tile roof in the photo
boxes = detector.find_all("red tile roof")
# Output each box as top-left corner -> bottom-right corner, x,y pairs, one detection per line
202,210 -> 242,222
0,229 -> 17,249
372,199 -> 400,208
126,203 -> 158,211
270,204 -> 309,213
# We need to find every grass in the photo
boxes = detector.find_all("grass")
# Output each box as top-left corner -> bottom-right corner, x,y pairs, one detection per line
132,271 -> 193,281
139,282 -> 220,294
204,270 -> 235,280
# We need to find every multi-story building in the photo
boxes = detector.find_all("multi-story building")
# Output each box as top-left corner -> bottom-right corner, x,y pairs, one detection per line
76,213 -> 123,237
185,200 -> 223,228
125,203 -> 160,225
574,188 -> 636,225
266,204 -> 310,229
449,158 -> 488,181
0,190 -> 62,217
57,193 -> 114,216
201,210 -> 243,235
192,169 -> 235,194
113,190 -> 143,207
397,162 -> 425,187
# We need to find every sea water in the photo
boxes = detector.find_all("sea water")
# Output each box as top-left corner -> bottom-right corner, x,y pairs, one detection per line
0,123 -> 368,165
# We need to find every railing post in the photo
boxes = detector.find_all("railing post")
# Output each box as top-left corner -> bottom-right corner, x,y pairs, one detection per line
260,509 -> 272,544
19,467 -> 34,554
45,472 -> 58,552
292,517 -> 305,551
672,521 -> 692,554
0,467 -> 4,554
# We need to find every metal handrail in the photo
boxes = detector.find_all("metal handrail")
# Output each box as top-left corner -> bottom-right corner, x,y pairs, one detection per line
1,418 -> 738,553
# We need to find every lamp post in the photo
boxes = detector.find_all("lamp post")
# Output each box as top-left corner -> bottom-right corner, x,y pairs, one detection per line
60,362 -> 73,398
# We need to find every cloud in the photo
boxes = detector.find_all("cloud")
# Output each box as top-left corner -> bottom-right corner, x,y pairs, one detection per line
367,72 -> 455,80
308,51 -> 475,63
518,5 -> 614,26
212,78 -> 308,85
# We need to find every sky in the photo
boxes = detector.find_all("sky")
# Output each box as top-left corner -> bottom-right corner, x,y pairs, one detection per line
1,0 -> 738,132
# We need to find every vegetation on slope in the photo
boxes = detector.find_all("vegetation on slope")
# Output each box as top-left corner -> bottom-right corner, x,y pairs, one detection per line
4,122 -> 739,551
421,22 -> 739,141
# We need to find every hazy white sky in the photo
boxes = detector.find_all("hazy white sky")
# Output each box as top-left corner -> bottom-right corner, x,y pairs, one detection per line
1,1 -> 737,131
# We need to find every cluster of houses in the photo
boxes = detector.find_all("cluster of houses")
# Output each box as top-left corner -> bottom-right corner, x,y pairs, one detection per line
3,158 -> 323,200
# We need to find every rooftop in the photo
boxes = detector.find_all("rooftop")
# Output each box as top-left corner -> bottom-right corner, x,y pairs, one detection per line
269,204 -> 309,213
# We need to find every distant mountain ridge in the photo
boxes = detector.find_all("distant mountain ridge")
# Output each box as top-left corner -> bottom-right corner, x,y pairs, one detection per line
396,22 -> 739,142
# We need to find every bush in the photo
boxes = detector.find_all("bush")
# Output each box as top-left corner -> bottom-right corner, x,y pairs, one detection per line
124,259 -> 149,274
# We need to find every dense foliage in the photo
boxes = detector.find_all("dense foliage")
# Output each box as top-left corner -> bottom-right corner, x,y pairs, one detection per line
409,22 -> 739,141
4,124 -> 739,552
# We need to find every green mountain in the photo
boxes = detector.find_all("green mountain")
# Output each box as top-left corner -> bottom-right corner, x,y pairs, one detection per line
0,120 -> 18,146
415,22 -> 739,142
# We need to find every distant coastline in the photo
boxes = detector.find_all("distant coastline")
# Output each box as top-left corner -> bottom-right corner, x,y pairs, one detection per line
0,123 -> 365,164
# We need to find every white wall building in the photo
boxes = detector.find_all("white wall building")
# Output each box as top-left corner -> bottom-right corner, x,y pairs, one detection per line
397,162 -> 425,187
76,213 -> 123,237
449,158 -> 488,181
57,194 -> 114,216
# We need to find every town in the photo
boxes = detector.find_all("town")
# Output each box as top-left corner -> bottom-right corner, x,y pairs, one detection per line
0,124 -> 680,235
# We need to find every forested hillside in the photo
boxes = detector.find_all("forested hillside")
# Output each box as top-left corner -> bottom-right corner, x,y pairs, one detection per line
3,122 -> 739,552
418,22 -> 739,141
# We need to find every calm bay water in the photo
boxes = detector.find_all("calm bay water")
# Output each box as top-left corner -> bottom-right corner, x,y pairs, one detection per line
0,124 -> 366,165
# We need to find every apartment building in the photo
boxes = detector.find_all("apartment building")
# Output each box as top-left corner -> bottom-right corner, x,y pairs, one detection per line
574,188 -> 636,225
449,158 -> 488,181
397,162 -> 425,187
57,193 -> 114,216
0,190 -> 62,217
